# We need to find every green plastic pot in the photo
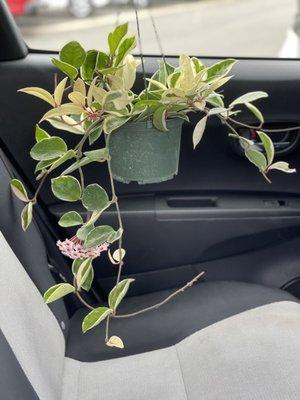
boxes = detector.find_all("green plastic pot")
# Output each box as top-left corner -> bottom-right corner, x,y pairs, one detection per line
109,118 -> 183,184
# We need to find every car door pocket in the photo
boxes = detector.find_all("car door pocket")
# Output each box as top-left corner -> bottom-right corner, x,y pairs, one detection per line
166,197 -> 218,208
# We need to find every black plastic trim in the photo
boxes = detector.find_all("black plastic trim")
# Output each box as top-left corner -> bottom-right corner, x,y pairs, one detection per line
0,0 -> 28,61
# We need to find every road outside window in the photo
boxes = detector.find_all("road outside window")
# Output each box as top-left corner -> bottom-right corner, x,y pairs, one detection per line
7,0 -> 300,58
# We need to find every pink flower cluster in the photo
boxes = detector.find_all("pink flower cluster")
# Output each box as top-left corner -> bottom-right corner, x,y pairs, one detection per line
57,236 -> 109,260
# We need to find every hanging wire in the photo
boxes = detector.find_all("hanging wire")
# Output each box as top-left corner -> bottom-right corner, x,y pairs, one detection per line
149,13 -> 166,65
134,9 -> 149,98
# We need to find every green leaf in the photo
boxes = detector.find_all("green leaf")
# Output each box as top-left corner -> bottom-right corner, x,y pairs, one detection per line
58,211 -> 83,227
108,22 -> 128,55
88,123 -> 103,145
84,225 -> 116,248
76,223 -> 95,241
61,157 -> 92,175
153,105 -> 168,131
257,131 -> 274,166
158,60 -> 168,85
47,116 -> 85,135
84,148 -> 109,162
108,278 -> 135,311
43,283 -> 75,304
114,36 -> 136,66
82,184 -> 109,212
82,307 -> 112,333
268,161 -> 296,174
106,335 -> 124,348
18,87 -> 55,106
48,150 -> 76,173
206,93 -> 224,108
72,258 -> 94,291
206,59 -> 237,80
21,202 -> 33,231
60,41 -> 86,68
51,58 -> 78,80
35,158 -> 59,173
193,115 -> 208,149
81,50 -> 98,81
35,124 -> 50,142
10,179 -> 29,202
103,115 -> 130,134
107,227 -> 123,244
51,175 -> 81,202
230,91 -> 268,107
245,103 -> 264,123
76,258 -> 92,290
245,148 -> 267,171
41,104 -> 84,122
30,137 -> 67,161
96,51 -> 109,70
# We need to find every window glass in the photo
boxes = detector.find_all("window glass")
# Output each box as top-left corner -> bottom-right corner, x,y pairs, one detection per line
9,0 -> 299,58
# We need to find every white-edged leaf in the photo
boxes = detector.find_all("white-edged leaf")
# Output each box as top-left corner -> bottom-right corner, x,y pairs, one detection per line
245,102 -> 264,123
108,278 -> 135,311
82,307 -> 112,333
193,115 -> 207,149
245,148 -> 267,171
40,104 -> 84,122
112,248 -> 126,262
21,201 -> 33,231
10,179 -> 29,202
230,91 -> 268,107
18,87 -> 55,106
268,161 -> 296,174
54,77 -> 68,106
153,106 -> 167,131
106,335 -> 124,349
84,225 -> 115,248
30,137 -> 67,161
82,184 -> 109,212
257,131 -> 274,166
43,283 -> 75,304
52,58 -> 78,80
51,175 -> 81,202
76,258 -> 92,290
47,116 -> 85,135
68,91 -> 86,106
58,211 -> 83,227
35,124 -> 50,142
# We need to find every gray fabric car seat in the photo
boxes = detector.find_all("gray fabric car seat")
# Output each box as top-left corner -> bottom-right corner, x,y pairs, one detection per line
0,153 -> 300,399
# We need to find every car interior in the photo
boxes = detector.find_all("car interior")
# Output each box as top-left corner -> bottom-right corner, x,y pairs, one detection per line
0,0 -> 300,399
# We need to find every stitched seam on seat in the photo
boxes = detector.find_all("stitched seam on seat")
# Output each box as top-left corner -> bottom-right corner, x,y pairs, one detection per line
174,345 -> 188,400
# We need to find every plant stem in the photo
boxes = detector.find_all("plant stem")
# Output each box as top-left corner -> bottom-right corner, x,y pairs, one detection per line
73,277 -> 95,311
227,116 -> 300,133
105,316 -> 110,342
105,134 -> 124,285
114,271 -> 205,319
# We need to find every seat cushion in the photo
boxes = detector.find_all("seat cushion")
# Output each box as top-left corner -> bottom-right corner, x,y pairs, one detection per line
63,301 -> 300,400
66,280 -> 298,362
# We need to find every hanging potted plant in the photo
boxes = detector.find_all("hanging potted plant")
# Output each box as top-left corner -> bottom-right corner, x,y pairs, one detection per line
10,22 -> 296,348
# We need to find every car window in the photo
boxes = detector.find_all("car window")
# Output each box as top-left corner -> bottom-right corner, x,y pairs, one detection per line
9,0 -> 299,58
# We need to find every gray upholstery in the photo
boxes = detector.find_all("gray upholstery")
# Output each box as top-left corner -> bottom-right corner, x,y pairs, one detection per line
1,231 -> 300,399
67,280 -> 298,361
63,302 -> 300,400
0,151 -> 69,333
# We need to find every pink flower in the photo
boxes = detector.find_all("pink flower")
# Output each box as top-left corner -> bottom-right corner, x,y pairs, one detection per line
57,236 -> 109,260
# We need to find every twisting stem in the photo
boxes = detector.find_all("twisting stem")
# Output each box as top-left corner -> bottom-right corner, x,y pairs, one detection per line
105,133 -> 124,285
73,277 -> 95,311
227,116 -> 300,133
114,271 -> 205,319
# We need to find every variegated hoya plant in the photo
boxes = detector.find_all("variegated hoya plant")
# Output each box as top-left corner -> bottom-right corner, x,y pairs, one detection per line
10,23 -> 296,348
